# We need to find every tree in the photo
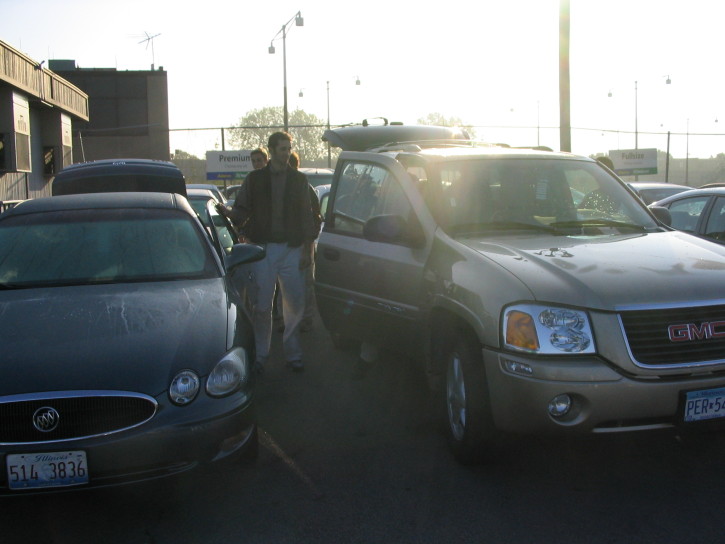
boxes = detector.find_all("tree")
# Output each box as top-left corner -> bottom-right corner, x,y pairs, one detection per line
171,149 -> 200,160
227,107 -> 333,166
417,113 -> 477,140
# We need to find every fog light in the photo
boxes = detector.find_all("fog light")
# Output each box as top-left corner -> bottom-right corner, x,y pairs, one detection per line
503,359 -> 533,376
548,394 -> 572,418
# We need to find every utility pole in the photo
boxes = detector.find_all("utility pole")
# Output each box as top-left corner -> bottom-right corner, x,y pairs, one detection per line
559,0 -> 571,152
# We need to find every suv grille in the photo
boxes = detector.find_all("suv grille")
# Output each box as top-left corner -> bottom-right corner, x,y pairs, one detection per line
0,394 -> 157,444
620,305 -> 725,367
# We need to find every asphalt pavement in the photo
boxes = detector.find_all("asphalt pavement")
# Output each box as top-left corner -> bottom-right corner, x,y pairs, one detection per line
3,314 -> 725,543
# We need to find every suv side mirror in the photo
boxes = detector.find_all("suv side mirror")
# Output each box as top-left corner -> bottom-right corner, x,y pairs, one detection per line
363,214 -> 425,248
649,206 -> 672,226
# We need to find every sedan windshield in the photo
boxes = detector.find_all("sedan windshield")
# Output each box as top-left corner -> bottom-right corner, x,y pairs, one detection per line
428,158 -> 660,236
0,208 -> 218,288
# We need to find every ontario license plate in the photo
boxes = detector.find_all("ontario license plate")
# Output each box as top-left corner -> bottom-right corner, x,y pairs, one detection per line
683,387 -> 725,423
6,451 -> 88,490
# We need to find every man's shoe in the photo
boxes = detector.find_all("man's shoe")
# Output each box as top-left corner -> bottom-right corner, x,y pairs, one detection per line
288,360 -> 305,372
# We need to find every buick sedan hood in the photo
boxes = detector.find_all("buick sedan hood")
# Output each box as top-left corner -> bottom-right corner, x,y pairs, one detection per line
0,279 -> 230,396
459,230 -> 725,310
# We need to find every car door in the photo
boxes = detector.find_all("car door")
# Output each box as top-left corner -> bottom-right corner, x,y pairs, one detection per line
203,200 -> 240,259
666,195 -> 712,235
702,196 -> 725,244
315,153 -> 434,350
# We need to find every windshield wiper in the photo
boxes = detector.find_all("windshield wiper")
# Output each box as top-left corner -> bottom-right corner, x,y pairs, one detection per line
452,221 -> 561,235
0,282 -> 28,290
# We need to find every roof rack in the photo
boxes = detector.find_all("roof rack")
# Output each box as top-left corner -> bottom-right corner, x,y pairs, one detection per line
368,139 -> 497,153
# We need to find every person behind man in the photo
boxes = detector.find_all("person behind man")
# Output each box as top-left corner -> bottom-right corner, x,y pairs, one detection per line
226,132 -> 319,373
219,147 -> 270,233
250,147 -> 269,171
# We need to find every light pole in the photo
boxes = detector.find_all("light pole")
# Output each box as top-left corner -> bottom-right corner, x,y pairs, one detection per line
686,118 -> 690,185
268,11 -> 304,133
326,81 -> 331,167
609,76 -> 671,151
325,77 -> 360,167
634,80 -> 638,149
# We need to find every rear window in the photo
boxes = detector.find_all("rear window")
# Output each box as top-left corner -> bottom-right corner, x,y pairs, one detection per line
52,166 -> 186,197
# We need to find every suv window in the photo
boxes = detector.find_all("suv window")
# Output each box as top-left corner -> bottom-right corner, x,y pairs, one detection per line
332,161 -> 412,235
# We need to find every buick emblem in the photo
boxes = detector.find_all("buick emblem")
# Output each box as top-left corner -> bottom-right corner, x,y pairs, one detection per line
32,407 -> 60,432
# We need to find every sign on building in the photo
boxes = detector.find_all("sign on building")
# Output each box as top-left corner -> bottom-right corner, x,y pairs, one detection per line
609,148 -> 658,176
206,150 -> 253,182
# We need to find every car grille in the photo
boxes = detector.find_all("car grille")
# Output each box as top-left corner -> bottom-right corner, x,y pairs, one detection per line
0,393 -> 157,444
620,304 -> 725,367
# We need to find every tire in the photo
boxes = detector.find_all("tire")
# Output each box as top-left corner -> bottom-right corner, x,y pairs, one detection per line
443,329 -> 498,464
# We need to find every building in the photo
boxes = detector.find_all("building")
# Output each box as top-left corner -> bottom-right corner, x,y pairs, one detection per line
48,59 -> 170,164
0,40 -> 88,202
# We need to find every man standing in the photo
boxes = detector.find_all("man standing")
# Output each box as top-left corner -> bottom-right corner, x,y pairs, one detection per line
227,132 -> 319,373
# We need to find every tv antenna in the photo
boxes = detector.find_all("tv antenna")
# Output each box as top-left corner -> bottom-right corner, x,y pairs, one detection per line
138,32 -> 161,69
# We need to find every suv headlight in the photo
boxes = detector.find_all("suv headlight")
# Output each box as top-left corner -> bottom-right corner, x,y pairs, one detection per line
206,347 -> 249,397
503,304 -> 596,354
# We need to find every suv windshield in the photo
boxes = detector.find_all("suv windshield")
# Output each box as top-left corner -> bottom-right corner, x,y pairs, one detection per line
420,158 -> 658,236
0,209 -> 218,288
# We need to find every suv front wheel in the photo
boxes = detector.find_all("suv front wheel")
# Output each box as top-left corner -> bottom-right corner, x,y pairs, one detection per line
443,329 -> 499,464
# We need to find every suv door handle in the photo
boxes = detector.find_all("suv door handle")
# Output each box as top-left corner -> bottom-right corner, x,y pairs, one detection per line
322,248 -> 340,261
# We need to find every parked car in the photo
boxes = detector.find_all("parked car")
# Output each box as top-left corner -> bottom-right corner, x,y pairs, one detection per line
650,187 -> 725,245
52,158 -> 187,196
627,181 -> 691,204
299,167 -> 334,188
186,183 -> 226,205
223,184 -> 242,207
316,124 -> 725,464
0,192 -> 265,493
187,188 -> 240,255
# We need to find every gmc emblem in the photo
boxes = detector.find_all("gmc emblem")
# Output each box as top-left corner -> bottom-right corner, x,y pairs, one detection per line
668,321 -> 725,342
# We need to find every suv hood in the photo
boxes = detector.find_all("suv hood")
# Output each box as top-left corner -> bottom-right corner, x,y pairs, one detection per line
0,280 -> 229,396
459,230 -> 725,310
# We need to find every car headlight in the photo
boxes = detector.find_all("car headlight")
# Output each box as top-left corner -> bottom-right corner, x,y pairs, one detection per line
169,370 -> 200,405
503,304 -> 595,354
206,347 -> 249,397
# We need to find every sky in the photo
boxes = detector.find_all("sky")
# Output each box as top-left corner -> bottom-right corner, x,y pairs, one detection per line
3,0 -> 725,160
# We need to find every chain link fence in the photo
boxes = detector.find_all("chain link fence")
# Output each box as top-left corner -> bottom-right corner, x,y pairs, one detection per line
169,125 -> 725,187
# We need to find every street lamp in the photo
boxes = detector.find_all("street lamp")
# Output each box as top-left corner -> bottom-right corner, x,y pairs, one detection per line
608,77 -> 671,150
325,77 -> 361,167
268,11 -> 304,132
686,118 -> 690,185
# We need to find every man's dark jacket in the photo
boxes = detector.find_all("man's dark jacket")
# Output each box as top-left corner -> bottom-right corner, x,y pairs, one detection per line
236,164 -> 319,247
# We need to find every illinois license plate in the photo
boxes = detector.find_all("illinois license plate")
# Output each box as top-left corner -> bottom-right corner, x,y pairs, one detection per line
683,387 -> 725,423
6,451 -> 88,490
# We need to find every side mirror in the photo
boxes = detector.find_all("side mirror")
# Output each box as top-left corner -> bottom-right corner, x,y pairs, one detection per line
225,243 -> 265,271
363,214 -> 425,248
649,206 -> 672,226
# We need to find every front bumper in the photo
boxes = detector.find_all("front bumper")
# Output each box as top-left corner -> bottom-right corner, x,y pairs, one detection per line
0,393 -> 256,494
484,348 -> 725,434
